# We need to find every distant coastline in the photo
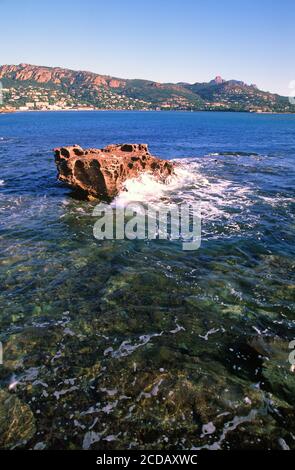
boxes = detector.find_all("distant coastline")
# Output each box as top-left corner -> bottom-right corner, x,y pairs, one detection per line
0,63 -> 293,114
1,107 -> 295,115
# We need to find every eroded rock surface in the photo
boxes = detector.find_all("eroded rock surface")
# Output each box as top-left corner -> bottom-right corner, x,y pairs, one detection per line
54,143 -> 174,200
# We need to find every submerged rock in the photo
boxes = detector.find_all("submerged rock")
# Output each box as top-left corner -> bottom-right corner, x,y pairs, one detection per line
0,390 -> 36,448
54,143 -> 174,200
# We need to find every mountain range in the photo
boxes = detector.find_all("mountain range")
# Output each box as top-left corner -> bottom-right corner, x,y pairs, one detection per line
0,63 -> 292,113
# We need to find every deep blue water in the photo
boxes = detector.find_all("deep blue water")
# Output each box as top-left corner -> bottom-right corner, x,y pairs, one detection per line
0,111 -> 294,450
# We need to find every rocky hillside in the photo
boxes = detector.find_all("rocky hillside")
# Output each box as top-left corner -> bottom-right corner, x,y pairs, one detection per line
0,64 -> 292,112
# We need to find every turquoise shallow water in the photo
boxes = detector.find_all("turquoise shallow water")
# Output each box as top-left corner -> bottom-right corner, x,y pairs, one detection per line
0,111 -> 294,449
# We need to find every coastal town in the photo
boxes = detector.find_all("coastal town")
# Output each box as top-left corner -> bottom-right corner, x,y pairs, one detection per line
0,83 -> 153,111
0,83 -> 288,113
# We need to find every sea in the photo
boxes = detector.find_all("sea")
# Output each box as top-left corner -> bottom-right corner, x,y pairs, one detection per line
0,110 -> 294,450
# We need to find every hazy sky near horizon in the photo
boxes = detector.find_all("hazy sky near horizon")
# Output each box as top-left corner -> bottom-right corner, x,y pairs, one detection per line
0,0 -> 294,95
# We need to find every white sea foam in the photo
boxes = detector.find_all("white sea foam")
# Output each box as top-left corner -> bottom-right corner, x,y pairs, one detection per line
104,332 -> 163,359
192,409 -> 258,450
113,158 -> 254,230
114,174 -> 173,206
259,195 -> 295,207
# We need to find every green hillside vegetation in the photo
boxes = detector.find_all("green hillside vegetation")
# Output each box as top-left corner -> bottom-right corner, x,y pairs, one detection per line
0,64 -> 293,113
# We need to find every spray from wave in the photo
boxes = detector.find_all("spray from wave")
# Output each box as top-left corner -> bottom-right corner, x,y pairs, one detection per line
114,158 -> 254,228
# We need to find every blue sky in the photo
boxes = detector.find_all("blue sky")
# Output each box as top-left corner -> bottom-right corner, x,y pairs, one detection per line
0,0 -> 294,95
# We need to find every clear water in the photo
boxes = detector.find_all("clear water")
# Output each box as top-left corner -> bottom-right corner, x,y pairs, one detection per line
0,111 -> 294,450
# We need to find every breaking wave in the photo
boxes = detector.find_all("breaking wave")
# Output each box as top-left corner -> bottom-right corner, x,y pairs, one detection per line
206,151 -> 260,157
114,158 -> 255,231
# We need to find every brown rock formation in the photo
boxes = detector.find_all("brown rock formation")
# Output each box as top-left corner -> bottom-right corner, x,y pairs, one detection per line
0,64 -> 126,89
54,143 -> 174,200
0,107 -> 15,114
